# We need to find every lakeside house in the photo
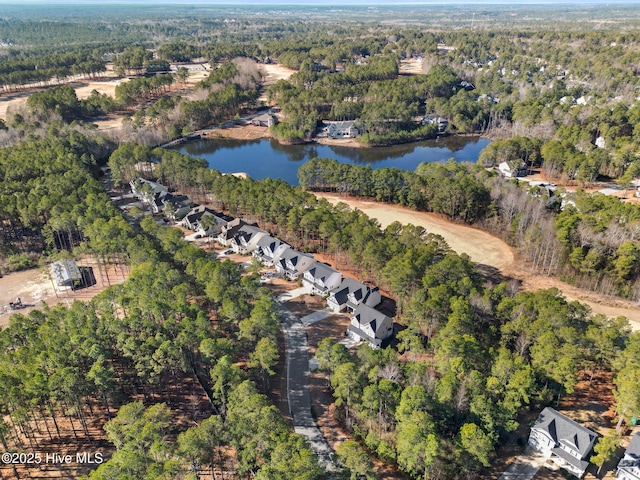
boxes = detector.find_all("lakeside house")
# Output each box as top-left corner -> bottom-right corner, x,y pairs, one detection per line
617,433 -> 640,480
421,116 -> 449,132
498,160 -> 528,178
302,261 -> 342,296
252,235 -> 290,267
324,121 -> 359,139
251,113 -> 278,128
347,304 -> 393,349
275,248 -> 314,281
528,407 -> 598,478
230,224 -> 269,255
327,278 -> 381,313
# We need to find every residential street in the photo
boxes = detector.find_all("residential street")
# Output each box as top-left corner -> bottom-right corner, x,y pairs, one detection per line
278,304 -> 339,473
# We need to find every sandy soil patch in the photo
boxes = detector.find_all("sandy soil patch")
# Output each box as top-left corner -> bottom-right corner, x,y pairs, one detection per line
204,124 -> 273,141
313,192 -> 640,330
316,192 -> 515,271
398,57 -> 423,75
258,63 -> 296,103
315,136 -> 365,148
0,259 -> 128,329
260,63 -> 296,86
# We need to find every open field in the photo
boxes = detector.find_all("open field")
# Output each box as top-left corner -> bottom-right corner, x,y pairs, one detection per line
314,192 -> 640,329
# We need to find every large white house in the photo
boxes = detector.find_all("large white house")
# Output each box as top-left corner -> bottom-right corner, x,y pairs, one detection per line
275,248 -> 314,280
347,304 -> 393,349
528,407 -> 598,478
230,225 -> 268,255
302,261 -> 342,296
252,235 -> 290,267
618,433 -> 640,480
327,278 -> 381,313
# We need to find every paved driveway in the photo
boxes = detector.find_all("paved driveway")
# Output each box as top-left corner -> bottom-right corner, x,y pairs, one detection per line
301,307 -> 333,326
499,447 -> 547,480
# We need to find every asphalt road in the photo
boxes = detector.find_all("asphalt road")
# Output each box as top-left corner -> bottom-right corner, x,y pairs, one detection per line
278,304 -> 339,473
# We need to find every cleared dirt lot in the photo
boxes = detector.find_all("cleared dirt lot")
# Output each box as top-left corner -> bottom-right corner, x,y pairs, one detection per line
314,192 -> 640,330
0,260 -> 128,328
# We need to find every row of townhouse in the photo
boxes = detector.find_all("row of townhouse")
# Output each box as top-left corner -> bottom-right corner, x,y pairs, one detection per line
219,221 -> 394,349
130,178 -> 394,348
528,406 -> 640,479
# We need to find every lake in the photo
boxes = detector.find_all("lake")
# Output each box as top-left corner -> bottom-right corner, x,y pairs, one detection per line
173,136 -> 491,186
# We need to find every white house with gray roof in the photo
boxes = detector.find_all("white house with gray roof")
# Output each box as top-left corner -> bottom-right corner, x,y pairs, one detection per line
252,235 -> 290,267
302,261 -> 342,296
347,304 -> 393,349
618,433 -> 640,480
327,278 -> 381,313
528,407 -> 598,478
275,248 -> 314,281
230,225 -> 268,255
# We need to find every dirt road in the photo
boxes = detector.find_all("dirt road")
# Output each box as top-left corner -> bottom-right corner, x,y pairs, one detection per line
314,193 -> 640,329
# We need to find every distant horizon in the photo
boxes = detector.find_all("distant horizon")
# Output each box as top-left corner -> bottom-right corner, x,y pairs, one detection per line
2,0 -> 640,4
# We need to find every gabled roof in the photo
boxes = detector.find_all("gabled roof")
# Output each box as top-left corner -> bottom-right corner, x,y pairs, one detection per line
278,248 -> 313,271
305,261 -> 339,283
352,304 -> 390,334
619,432 -> 640,471
330,278 -> 376,307
532,407 -> 598,459
255,235 -> 288,254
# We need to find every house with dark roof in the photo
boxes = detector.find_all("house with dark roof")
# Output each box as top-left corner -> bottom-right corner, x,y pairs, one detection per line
618,433 -> 640,480
347,304 -> 393,349
252,235 -> 290,267
230,225 -> 268,255
302,261 -> 342,296
181,206 -> 234,235
528,407 -> 598,478
217,218 -> 249,246
275,248 -> 314,281
327,278 -> 381,313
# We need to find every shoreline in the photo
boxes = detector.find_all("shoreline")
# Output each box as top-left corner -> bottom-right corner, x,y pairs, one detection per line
201,124 -> 478,149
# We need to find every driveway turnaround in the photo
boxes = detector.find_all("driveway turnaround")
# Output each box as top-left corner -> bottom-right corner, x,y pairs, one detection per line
301,307 -> 334,326
498,446 -> 547,480
278,304 -> 339,473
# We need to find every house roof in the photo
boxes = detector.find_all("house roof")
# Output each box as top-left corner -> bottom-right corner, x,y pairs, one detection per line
532,407 -> 598,458
352,304 -> 391,335
330,278 -> 375,307
51,259 -> 81,285
255,235 -> 288,255
619,432 -> 640,471
551,446 -> 589,472
277,248 -> 313,271
306,261 -> 339,283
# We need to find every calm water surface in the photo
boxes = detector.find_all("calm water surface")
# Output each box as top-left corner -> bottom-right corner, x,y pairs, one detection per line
173,136 -> 491,186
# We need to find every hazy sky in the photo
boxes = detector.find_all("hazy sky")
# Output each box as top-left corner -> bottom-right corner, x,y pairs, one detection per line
4,0 -> 640,3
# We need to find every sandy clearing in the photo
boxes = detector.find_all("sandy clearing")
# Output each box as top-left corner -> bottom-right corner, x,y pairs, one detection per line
399,57 -> 424,75
314,192 -> 640,329
316,193 -> 515,271
0,260 -> 128,329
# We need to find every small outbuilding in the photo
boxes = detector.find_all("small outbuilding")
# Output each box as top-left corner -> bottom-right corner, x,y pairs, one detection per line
50,259 -> 81,289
